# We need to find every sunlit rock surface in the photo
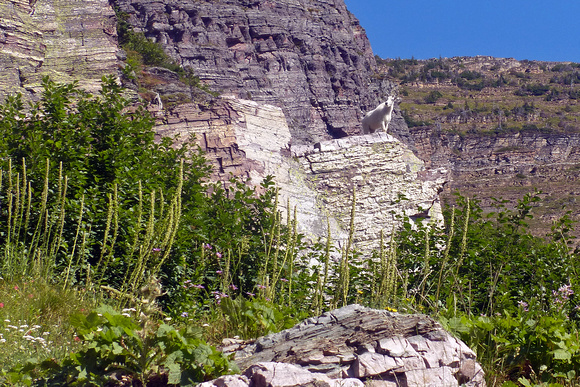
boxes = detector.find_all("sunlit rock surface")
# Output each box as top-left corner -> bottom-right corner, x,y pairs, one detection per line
202,305 -> 486,387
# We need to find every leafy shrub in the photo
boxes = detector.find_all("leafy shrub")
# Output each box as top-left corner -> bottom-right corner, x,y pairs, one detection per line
0,77 -> 285,315
459,70 -> 482,80
10,305 -> 238,385
396,192 -> 579,317
0,76 -> 208,291
442,296 -> 580,385
424,90 -> 443,104
515,83 -> 551,96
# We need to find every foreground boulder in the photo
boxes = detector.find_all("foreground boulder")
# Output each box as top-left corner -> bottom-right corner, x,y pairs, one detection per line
202,304 -> 486,387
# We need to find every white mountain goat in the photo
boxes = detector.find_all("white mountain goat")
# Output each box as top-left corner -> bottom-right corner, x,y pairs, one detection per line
361,95 -> 396,134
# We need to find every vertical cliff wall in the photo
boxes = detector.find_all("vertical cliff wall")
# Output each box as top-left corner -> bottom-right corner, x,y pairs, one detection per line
411,126 -> 580,234
111,0 -> 410,144
0,0 -> 120,99
153,94 -> 445,251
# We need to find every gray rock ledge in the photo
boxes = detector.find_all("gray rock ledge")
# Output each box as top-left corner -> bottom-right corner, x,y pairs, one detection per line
202,304 -> 486,387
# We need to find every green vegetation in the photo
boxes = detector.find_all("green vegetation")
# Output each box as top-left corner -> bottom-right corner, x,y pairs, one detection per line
114,7 -> 216,99
0,77 -> 579,386
377,57 -> 580,134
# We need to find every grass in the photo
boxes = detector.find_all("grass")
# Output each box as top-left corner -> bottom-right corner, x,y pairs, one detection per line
0,277 -> 96,371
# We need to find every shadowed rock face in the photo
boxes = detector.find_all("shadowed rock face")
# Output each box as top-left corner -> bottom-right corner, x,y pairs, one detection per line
111,0 -> 410,144
203,305 -> 486,387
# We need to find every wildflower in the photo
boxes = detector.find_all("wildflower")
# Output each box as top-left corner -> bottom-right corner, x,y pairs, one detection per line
216,270 -> 223,275
181,312 -> 189,318
518,300 -> 529,312
246,292 -> 255,297
203,243 -> 212,250
211,291 -> 229,304
184,280 -> 192,284
280,278 -> 289,283
13,286 -> 18,291
152,248 -> 161,252
0,303 -> 4,308
357,289 -> 363,295
74,336 -> 81,342
230,284 -> 238,290
121,313 -> 131,317
559,284 -> 574,300
256,284 -> 266,289
28,294 -> 34,299
216,252 -> 223,258
192,284 -> 205,289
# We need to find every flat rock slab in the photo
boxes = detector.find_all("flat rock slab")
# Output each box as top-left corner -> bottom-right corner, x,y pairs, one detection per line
212,304 -> 485,387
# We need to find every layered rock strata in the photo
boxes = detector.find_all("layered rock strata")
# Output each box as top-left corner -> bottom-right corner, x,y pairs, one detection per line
411,126 -> 580,233
111,0 -> 406,144
155,95 -> 446,251
0,0 -> 119,99
295,133 -> 446,250
204,304 -> 485,387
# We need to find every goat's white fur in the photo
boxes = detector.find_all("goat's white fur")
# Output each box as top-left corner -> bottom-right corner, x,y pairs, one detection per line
361,95 -> 396,134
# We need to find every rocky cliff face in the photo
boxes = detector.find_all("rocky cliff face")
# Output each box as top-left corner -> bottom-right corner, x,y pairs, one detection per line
295,134 -> 446,250
112,0 -> 411,144
0,0 -> 119,99
0,0 -> 442,250
411,126 -> 580,234
153,91 -> 445,251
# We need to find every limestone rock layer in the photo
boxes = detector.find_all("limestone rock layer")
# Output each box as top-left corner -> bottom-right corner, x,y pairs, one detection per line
0,0 -> 119,99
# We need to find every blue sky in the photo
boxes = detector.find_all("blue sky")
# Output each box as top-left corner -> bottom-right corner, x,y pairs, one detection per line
343,0 -> 580,63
